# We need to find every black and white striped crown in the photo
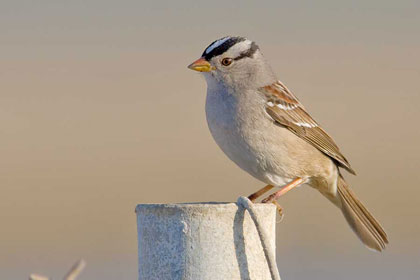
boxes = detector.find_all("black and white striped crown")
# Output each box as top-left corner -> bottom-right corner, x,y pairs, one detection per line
202,36 -> 259,61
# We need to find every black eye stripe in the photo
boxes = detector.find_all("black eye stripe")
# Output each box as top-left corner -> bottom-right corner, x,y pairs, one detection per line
233,42 -> 259,61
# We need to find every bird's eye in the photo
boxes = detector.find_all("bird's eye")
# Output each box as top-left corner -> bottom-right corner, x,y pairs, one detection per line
221,58 -> 233,66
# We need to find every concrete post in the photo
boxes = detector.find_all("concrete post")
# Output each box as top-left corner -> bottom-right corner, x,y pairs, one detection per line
135,202 -> 277,280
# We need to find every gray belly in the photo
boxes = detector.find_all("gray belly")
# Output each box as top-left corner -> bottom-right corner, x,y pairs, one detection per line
205,90 -> 295,186
204,88 -> 335,188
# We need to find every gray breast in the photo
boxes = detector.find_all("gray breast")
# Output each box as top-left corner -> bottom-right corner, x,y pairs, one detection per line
205,87 -> 272,181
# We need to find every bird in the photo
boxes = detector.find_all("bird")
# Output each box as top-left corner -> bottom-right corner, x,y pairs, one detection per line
187,36 -> 388,251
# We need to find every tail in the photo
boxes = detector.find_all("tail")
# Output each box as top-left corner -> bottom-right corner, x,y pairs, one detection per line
336,175 -> 388,251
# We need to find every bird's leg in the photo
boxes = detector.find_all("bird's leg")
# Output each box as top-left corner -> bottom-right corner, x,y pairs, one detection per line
262,178 -> 304,203
248,185 -> 283,217
248,185 -> 274,202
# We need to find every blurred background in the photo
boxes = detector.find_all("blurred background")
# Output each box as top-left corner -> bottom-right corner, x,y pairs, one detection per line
1,0 -> 419,279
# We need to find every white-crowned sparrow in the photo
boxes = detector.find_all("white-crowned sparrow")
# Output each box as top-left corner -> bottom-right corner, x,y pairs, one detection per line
188,36 -> 388,251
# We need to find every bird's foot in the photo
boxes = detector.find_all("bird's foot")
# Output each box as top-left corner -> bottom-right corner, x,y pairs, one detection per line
271,200 -> 284,220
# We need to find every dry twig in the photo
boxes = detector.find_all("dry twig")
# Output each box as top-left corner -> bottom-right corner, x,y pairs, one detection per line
29,259 -> 86,280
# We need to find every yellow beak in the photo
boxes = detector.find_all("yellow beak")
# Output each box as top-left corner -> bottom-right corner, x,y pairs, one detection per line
187,57 -> 214,72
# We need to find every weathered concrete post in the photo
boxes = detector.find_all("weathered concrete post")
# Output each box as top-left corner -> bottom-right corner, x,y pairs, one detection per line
135,202 -> 278,280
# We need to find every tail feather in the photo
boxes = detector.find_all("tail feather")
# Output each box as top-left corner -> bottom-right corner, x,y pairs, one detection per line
337,175 -> 388,251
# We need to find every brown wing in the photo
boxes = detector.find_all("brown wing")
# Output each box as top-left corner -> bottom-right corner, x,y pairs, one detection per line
260,81 -> 356,175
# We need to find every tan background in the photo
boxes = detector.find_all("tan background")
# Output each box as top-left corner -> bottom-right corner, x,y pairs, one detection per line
1,0 -> 419,279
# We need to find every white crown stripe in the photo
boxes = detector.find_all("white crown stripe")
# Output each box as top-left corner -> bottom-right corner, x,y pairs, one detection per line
205,37 -> 230,54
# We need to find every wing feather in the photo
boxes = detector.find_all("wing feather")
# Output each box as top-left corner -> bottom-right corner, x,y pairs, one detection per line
261,81 -> 356,175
